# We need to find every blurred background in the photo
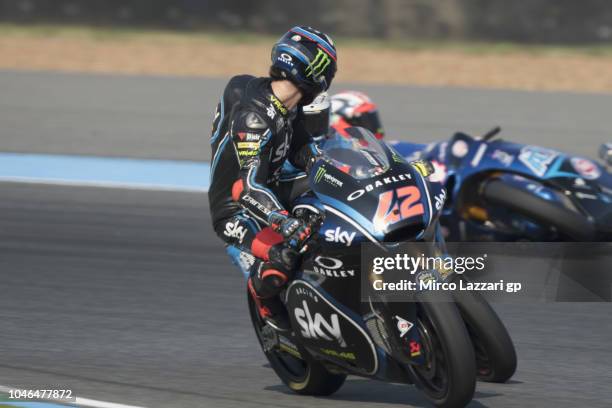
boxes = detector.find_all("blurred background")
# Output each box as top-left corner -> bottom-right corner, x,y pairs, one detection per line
2,0 -> 612,43
1,0 -> 612,160
2,0 -> 612,92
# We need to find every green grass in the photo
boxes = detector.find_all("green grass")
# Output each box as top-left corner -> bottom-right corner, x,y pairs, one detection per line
2,22 -> 612,56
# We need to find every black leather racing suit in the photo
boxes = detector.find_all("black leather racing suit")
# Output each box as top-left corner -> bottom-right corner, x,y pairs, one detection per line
208,75 -> 318,269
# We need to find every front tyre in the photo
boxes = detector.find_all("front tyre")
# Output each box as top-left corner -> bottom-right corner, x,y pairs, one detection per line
247,290 -> 346,396
452,275 -> 517,383
410,292 -> 476,408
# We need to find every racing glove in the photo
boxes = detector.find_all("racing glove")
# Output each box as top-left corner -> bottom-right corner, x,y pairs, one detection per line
268,211 -> 313,248
267,244 -> 300,277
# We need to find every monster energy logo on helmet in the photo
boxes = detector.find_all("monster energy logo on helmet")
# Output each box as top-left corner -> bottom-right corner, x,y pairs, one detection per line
306,49 -> 332,79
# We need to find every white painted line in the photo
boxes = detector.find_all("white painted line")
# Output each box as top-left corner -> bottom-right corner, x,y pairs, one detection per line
75,396 -> 149,408
0,176 -> 208,193
0,385 -> 148,408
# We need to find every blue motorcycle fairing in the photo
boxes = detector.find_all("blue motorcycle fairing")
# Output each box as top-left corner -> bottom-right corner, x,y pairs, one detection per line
392,135 -> 611,204
392,132 -> 611,240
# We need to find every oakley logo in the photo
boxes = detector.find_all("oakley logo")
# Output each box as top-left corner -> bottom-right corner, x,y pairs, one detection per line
314,256 -> 343,269
278,53 -> 293,66
313,256 -> 355,278
347,173 -> 413,201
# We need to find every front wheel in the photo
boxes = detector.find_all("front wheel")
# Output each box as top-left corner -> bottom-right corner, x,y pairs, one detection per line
247,290 -> 346,396
452,275 -> 517,383
409,292 -> 476,408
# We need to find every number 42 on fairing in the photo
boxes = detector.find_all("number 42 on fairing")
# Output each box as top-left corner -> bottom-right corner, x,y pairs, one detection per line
373,186 -> 424,230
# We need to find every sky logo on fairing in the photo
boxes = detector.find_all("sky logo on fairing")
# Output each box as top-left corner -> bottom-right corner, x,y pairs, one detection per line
324,227 -> 356,246
294,300 -> 346,347
434,188 -> 447,211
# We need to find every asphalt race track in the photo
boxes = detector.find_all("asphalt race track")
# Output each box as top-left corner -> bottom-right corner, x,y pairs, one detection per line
2,183 -> 611,408
2,70 -> 612,160
1,70 -> 612,407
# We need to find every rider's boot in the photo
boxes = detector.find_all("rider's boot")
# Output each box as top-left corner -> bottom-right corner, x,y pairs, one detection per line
248,275 -> 291,332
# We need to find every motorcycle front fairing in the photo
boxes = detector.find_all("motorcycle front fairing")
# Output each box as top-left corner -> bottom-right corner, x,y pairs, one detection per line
311,130 -> 445,242
287,129 -> 447,380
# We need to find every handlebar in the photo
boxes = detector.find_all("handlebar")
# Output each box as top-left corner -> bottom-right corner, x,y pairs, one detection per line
480,126 -> 502,141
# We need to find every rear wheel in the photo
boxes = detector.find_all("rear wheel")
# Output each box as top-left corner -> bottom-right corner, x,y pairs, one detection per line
247,291 -> 346,395
409,293 -> 476,408
452,275 -> 517,383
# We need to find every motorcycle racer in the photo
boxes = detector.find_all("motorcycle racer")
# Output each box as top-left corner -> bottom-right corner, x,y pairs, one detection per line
330,90 -> 385,139
208,26 -> 337,331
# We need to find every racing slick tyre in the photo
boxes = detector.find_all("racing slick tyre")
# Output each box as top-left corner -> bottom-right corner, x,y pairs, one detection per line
480,178 -> 595,241
247,291 -> 346,396
452,275 -> 517,383
410,292 -> 476,408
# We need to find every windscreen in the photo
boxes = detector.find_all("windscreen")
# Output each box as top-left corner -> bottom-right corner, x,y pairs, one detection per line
320,127 -> 390,180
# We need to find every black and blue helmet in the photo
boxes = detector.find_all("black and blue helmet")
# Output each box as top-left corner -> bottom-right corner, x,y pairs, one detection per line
270,26 -> 337,104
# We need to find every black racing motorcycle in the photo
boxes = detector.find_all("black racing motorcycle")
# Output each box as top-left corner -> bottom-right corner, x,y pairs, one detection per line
241,128 -> 516,407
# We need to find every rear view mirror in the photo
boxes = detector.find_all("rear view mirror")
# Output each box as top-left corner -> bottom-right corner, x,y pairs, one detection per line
598,143 -> 612,167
